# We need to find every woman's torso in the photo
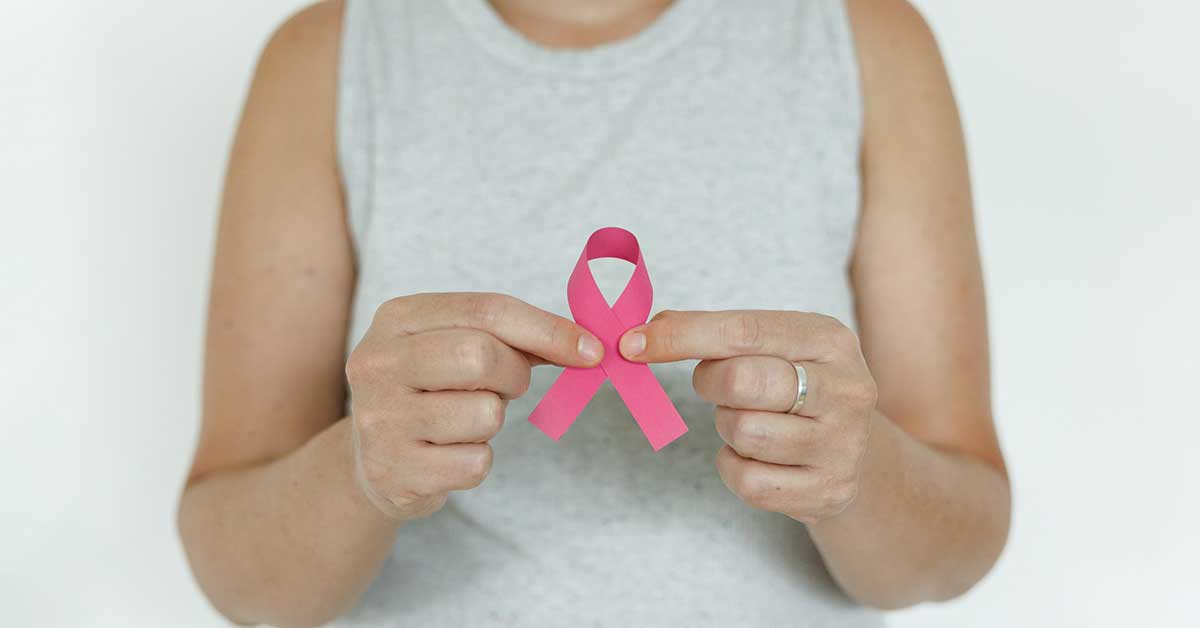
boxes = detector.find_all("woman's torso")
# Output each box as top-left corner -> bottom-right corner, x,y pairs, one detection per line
335,0 -> 879,625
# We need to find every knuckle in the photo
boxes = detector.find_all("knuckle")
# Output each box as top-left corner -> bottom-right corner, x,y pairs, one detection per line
416,494 -> 449,518
374,296 -> 406,321
650,309 -> 678,323
722,361 -> 761,402
512,365 -> 532,397
721,312 -> 764,352
462,446 -> 494,487
734,469 -> 772,507
713,406 -> 736,440
656,321 -> 682,355
454,333 -> 498,378
691,362 -> 708,393
362,462 -> 395,498
388,493 -> 448,521
810,314 -> 838,345
853,377 -> 879,409
813,312 -> 842,332
353,409 -> 385,437
357,448 -> 390,486
729,412 -> 766,456
479,394 -> 506,437
344,348 -> 368,382
345,344 -> 385,383
825,318 -> 860,354
543,318 -> 573,354
694,363 -> 728,404
463,292 -> 508,329
403,478 -> 437,501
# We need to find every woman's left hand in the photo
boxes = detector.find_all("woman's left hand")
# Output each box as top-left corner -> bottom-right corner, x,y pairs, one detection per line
619,310 -> 879,524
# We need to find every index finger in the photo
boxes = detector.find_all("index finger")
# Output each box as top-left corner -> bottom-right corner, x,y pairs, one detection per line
618,310 -> 847,363
375,292 -> 604,368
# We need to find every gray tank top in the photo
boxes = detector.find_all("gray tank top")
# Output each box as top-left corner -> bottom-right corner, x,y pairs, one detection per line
335,1 -> 880,625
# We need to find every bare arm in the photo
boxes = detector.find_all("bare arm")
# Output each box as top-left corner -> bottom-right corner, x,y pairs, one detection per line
176,3 -> 401,625
809,0 -> 1010,607
175,8 -> 607,625
615,0 -> 1009,610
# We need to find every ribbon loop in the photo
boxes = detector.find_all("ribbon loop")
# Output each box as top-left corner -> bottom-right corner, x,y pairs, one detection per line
529,227 -> 688,451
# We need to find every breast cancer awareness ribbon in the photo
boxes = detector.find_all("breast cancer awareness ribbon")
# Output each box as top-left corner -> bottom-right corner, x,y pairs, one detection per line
528,227 -> 688,451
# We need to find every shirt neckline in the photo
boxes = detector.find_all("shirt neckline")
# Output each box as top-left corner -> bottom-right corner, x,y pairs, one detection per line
444,0 -> 717,79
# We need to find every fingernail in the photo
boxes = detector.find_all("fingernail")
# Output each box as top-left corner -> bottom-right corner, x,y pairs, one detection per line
622,331 -> 646,358
577,335 -> 603,362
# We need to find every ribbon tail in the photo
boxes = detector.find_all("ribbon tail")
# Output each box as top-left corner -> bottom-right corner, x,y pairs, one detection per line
608,362 -> 689,451
528,366 -> 606,441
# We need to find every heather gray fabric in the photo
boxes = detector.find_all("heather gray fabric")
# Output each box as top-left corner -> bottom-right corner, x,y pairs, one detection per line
334,1 -> 882,625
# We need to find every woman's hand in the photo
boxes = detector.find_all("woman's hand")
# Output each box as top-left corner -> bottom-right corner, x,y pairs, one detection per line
619,310 -> 878,524
346,292 -> 604,521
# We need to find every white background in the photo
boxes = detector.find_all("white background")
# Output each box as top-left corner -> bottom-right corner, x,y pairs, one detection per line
1,1 -> 1197,626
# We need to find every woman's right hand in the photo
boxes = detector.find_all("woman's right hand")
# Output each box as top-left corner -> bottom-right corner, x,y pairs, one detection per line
345,292 -> 605,521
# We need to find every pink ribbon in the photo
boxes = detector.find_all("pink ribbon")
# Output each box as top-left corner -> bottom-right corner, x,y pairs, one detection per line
529,227 -> 688,451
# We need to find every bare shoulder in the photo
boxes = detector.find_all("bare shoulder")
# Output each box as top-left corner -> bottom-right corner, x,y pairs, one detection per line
844,0 -> 944,74
842,0 -> 964,173
843,0 -> 958,135
230,0 -> 346,181
244,0 -> 345,123
261,0 -> 345,70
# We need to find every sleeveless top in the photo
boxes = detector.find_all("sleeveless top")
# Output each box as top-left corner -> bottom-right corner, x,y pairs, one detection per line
335,1 -> 880,625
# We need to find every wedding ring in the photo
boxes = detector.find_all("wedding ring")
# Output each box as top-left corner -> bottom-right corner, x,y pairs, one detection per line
790,363 -> 808,414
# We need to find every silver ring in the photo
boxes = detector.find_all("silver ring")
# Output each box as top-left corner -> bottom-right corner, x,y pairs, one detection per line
790,363 -> 808,414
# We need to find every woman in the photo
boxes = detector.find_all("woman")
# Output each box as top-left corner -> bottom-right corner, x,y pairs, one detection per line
177,0 -> 1011,626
